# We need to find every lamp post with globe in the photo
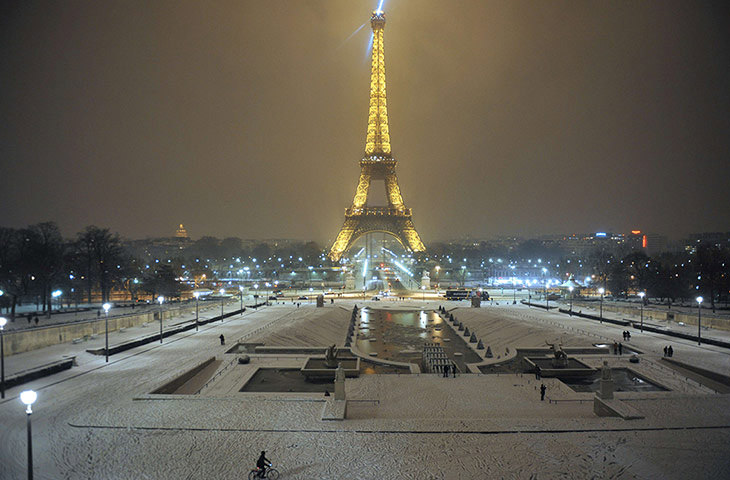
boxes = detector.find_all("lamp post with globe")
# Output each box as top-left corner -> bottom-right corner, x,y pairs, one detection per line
157,296 -> 164,343
219,288 -> 225,319
598,287 -> 605,323
103,303 -> 111,362
20,389 -> 37,480
696,296 -> 703,345
193,291 -> 200,330
638,292 -> 645,332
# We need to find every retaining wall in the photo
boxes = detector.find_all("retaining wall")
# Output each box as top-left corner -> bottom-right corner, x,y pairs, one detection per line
2,304 -> 205,356
573,301 -> 730,332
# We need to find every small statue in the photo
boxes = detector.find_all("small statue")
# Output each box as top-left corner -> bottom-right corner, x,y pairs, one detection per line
324,344 -> 338,368
546,341 -> 568,368
601,361 -> 612,381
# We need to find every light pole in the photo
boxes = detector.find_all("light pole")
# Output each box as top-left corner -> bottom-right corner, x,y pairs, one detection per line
103,303 -> 111,362
569,286 -> 574,316
0,316 -> 6,399
254,284 -> 259,305
421,285 -> 426,301
265,282 -> 271,304
20,389 -> 37,480
598,287 -> 604,323
193,292 -> 200,331
696,296 -> 703,345
219,288 -> 225,319
51,290 -> 62,314
638,292 -> 645,332
512,280 -> 516,305
238,286 -> 244,314
157,296 -> 164,343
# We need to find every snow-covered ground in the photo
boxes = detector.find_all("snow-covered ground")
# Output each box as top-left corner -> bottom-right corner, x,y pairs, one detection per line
0,300 -> 728,479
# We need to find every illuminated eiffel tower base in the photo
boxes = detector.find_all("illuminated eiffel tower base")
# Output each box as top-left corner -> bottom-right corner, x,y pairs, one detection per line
329,10 -> 425,262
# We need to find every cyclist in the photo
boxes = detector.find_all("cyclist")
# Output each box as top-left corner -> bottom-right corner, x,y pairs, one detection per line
255,451 -> 271,478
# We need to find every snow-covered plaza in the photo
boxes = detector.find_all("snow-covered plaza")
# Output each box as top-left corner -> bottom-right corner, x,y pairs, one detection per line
1,299 -> 729,479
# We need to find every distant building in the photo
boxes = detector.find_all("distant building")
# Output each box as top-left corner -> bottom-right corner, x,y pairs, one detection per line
684,232 -> 730,251
175,224 -> 189,239
644,233 -> 668,256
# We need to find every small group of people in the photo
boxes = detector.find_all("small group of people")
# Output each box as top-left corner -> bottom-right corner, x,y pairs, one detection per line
663,345 -> 674,357
612,341 -> 623,355
622,330 -> 631,341
442,364 -> 456,377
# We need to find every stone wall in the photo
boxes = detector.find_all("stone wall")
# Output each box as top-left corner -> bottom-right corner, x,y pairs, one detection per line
2,304 -> 202,356
574,301 -> 730,332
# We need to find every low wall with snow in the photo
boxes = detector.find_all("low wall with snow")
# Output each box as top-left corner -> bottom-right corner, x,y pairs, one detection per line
573,302 -> 730,332
2,305 -> 198,356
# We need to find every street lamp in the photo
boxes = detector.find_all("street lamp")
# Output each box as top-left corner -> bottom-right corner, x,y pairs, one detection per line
51,290 -> 62,313
103,303 -> 111,362
512,279 -> 517,305
219,288 -> 225,319
157,296 -> 164,343
238,286 -> 244,315
0,316 -> 6,399
569,286 -> 574,316
254,284 -> 259,305
696,296 -> 703,345
421,285 -> 426,301
638,292 -> 645,332
598,287 -> 605,323
20,389 -> 37,480
193,292 -> 200,331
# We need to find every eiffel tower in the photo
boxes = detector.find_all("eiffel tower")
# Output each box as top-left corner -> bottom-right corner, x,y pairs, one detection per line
328,10 -> 425,262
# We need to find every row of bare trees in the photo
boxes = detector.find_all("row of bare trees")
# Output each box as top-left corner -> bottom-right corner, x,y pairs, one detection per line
0,223 -> 138,318
582,245 -> 730,311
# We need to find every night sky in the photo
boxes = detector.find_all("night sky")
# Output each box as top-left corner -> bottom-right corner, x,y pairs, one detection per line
2,1 -> 728,242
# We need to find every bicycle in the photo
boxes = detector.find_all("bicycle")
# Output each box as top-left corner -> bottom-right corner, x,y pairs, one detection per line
248,463 -> 280,480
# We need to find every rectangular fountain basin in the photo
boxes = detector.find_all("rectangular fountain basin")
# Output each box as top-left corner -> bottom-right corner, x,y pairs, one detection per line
301,357 -> 360,380
524,356 -> 595,378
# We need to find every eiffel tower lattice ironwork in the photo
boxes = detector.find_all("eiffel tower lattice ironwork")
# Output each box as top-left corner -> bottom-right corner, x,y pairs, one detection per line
328,10 -> 425,262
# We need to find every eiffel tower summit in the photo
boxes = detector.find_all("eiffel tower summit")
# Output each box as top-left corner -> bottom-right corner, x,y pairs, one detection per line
328,9 -> 426,262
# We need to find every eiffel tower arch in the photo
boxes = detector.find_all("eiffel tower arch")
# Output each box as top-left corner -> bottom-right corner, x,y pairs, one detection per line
329,10 -> 425,262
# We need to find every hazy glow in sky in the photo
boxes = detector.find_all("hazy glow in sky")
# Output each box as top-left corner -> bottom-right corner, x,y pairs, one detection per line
1,0 -> 728,241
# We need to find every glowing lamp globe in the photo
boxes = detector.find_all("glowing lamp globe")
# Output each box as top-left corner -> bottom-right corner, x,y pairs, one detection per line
20,390 -> 37,413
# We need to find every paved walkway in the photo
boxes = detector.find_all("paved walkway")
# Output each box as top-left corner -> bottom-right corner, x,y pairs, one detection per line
0,300 -> 728,479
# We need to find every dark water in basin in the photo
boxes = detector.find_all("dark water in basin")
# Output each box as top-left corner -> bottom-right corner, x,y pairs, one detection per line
561,368 -> 668,392
356,309 -> 482,372
240,362 -> 409,392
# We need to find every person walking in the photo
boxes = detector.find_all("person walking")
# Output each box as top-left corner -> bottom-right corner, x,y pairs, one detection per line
540,383 -> 546,401
613,342 -> 618,355
668,345 -> 673,357
663,345 -> 668,357
219,334 -> 225,345
618,343 -> 623,355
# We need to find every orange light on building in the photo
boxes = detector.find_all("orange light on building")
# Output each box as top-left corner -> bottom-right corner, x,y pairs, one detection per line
642,235 -> 647,248
631,230 -> 641,235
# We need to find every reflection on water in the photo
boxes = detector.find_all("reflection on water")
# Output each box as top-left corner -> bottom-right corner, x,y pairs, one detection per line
561,368 -> 668,392
356,309 -> 482,372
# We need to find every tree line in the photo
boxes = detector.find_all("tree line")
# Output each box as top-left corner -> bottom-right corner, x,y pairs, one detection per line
0,223 -> 181,318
